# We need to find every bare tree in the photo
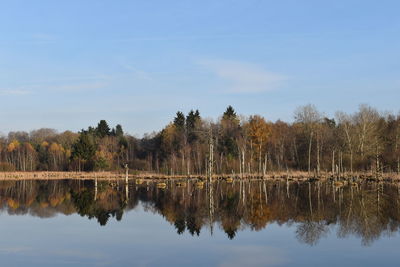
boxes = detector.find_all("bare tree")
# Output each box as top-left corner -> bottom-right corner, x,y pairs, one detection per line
336,111 -> 357,173
294,104 -> 321,173
354,104 -> 380,170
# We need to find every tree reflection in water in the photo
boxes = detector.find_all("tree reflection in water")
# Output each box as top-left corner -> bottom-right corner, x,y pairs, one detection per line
0,179 -> 400,246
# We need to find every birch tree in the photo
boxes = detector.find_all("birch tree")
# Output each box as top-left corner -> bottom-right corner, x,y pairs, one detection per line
294,105 -> 321,173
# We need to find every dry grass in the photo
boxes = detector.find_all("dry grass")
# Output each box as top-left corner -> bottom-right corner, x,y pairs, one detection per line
0,171 -> 399,181
0,171 -> 124,180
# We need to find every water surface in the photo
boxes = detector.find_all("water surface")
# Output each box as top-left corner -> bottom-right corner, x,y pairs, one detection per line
0,179 -> 399,266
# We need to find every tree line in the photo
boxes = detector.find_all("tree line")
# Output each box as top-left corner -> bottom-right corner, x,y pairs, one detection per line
0,104 -> 399,175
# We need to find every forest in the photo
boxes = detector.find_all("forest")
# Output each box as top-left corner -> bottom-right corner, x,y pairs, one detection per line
0,104 -> 399,176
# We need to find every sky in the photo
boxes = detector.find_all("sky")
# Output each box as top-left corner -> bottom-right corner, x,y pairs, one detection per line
0,0 -> 399,136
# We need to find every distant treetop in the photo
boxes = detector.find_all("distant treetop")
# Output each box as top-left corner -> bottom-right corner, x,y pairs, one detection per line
223,105 -> 237,121
173,112 -> 186,130
96,120 -> 111,138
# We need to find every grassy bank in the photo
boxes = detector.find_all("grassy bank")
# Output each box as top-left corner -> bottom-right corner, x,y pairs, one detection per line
0,171 -> 400,181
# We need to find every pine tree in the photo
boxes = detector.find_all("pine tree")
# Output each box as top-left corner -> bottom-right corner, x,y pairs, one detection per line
115,124 -> 124,137
71,133 -> 96,171
96,120 -> 111,138
173,112 -> 185,130
186,110 -> 201,143
223,105 -> 237,121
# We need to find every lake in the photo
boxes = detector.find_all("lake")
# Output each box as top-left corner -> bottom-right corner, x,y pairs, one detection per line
0,179 -> 399,266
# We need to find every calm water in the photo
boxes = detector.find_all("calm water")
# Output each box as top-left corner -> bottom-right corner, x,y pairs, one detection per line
0,179 -> 400,266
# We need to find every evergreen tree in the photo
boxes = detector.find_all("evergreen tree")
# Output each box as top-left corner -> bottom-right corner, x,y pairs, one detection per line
96,120 -> 110,138
173,111 -> 186,153
223,105 -> 237,121
220,106 -> 240,158
71,133 -> 96,171
173,112 -> 186,130
115,124 -> 124,137
186,110 -> 201,143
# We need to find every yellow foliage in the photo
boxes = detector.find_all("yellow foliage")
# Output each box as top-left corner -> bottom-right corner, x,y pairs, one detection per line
95,149 -> 113,162
247,115 -> 270,146
157,182 -> 167,189
40,202 -> 49,208
7,198 -> 19,209
26,197 -> 35,206
41,141 -> 49,148
49,142 -> 60,153
7,143 -> 15,152
49,196 -> 64,207
7,140 -> 20,152
163,205 -> 177,223
164,123 -> 176,137
65,149 -> 72,158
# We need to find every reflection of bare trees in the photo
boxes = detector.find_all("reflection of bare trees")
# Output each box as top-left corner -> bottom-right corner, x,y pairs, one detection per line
335,183 -> 394,245
0,179 -> 400,245
296,221 -> 329,246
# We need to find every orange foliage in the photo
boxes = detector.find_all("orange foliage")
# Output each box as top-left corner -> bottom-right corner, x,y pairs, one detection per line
7,140 -> 20,152
247,115 -> 270,147
7,198 -> 19,209
41,141 -> 49,148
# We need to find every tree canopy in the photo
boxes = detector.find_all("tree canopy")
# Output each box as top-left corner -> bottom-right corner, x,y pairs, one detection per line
0,105 -> 399,175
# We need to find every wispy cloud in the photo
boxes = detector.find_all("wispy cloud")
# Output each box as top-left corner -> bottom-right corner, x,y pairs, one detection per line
112,33 -> 263,43
118,62 -> 152,80
0,89 -> 31,96
51,81 -> 107,92
199,59 -> 286,93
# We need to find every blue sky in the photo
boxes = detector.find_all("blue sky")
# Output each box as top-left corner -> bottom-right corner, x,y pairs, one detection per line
0,0 -> 399,136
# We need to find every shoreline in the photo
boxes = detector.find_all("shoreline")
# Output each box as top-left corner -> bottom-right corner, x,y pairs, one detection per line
0,171 -> 399,182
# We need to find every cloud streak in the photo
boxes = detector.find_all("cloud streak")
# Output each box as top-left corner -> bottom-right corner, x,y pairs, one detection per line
199,59 -> 286,93
0,89 -> 31,96
51,81 -> 107,92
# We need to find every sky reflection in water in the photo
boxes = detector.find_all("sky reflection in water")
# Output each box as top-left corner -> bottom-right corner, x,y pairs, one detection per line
0,179 -> 400,266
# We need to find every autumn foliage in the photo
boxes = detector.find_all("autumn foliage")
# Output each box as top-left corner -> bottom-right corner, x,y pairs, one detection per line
0,105 -> 399,175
